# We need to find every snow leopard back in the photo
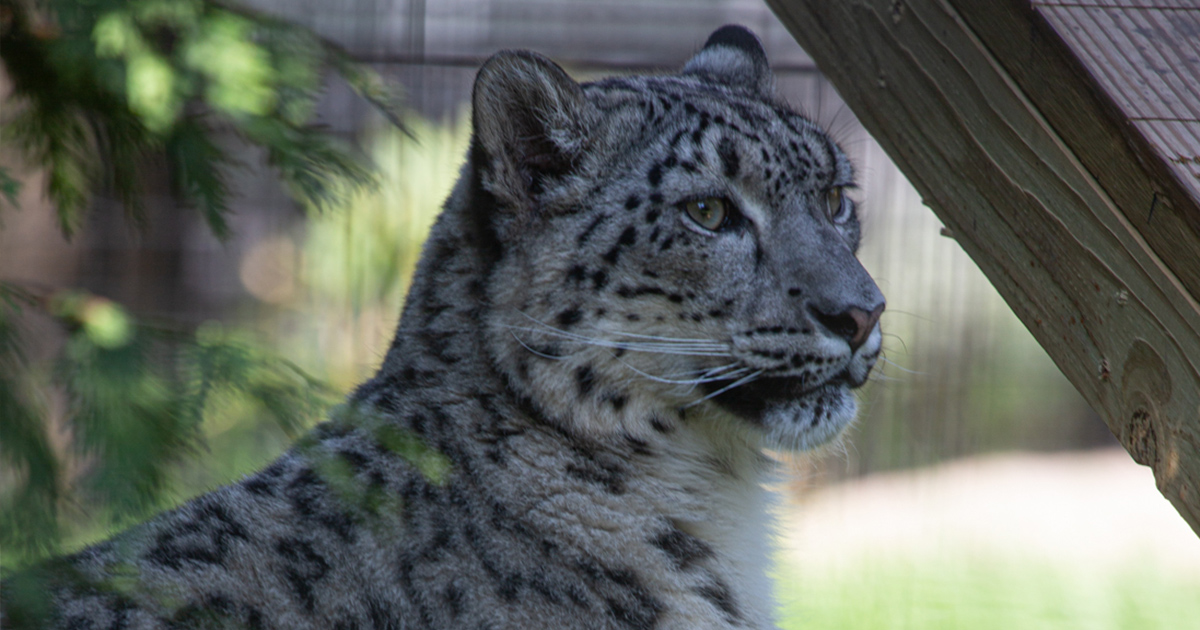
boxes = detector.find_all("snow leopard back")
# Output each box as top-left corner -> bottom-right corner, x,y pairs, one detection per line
2,25 -> 883,630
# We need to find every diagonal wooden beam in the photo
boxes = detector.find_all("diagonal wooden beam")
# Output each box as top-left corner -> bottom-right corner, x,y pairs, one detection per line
765,0 -> 1200,536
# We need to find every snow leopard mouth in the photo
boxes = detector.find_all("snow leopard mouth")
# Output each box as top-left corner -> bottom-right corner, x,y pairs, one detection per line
705,372 -> 850,421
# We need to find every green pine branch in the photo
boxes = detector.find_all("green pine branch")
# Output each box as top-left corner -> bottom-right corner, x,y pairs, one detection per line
0,0 -> 404,238
0,0 -> 401,571
0,285 -> 338,569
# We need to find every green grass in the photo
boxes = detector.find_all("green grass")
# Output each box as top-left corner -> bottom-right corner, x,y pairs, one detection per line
776,553 -> 1200,629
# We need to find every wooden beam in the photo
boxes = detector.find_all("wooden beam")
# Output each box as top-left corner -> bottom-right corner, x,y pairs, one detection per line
960,1 -> 1200,301
765,0 -> 1200,535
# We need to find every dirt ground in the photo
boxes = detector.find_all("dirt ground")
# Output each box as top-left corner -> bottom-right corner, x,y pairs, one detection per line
780,448 -> 1200,576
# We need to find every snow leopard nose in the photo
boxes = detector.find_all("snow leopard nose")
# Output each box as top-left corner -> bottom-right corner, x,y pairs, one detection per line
808,302 -> 885,351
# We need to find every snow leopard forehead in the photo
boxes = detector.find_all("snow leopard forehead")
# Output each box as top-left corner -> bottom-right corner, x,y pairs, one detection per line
578,73 -> 857,235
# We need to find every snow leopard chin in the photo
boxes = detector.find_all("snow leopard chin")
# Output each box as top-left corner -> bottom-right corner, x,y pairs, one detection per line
758,386 -> 859,453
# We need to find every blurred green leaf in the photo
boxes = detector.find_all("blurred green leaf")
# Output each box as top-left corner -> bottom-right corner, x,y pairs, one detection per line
134,0 -> 202,28
0,296 -> 62,565
126,51 -> 180,132
167,116 -> 233,238
92,11 -> 142,58
58,323 -> 197,522
327,47 -> 407,133
0,168 -> 21,207
247,117 -> 376,213
373,421 -> 450,485
187,321 -> 336,438
183,11 -> 276,118
0,284 -> 336,569
84,302 -> 134,348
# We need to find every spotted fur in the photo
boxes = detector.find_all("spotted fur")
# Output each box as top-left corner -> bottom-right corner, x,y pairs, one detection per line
2,26 -> 884,630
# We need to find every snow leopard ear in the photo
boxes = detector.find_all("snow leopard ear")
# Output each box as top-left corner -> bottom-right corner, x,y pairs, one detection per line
683,25 -> 775,97
472,50 -> 594,209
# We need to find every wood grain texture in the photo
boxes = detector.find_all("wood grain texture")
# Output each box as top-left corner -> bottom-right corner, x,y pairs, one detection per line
765,0 -> 1200,535
1035,3 -> 1200,206
928,0 -> 1200,302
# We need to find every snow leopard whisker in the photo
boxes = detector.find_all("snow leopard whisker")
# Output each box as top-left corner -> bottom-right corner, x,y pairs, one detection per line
502,322 -> 732,357
611,357 -> 753,388
681,367 -> 756,393
879,356 -> 923,375
880,332 -> 910,354
508,331 -> 566,361
605,329 -> 727,345
880,308 -> 931,323
606,362 -> 750,396
657,362 -> 744,380
510,330 -> 731,357
513,311 -> 729,350
508,331 -> 738,389
555,333 -> 727,354
682,363 -> 755,390
682,369 -> 765,409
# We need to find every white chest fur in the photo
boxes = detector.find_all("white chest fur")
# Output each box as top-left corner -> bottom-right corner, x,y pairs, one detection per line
634,411 -> 781,628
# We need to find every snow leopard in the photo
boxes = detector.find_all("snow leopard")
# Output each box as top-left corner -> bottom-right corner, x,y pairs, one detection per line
1,25 -> 884,630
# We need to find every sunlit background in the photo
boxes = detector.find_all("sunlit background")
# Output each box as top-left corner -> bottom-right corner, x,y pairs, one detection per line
2,0 -> 1198,627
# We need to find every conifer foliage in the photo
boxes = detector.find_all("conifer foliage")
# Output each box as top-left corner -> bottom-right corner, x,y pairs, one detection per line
1,0 -> 403,235
0,0 -> 402,568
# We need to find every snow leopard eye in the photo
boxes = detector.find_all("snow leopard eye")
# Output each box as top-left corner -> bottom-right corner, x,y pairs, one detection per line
826,187 -> 851,224
684,197 -> 729,231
